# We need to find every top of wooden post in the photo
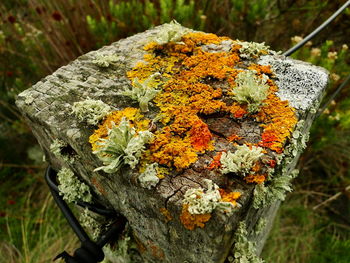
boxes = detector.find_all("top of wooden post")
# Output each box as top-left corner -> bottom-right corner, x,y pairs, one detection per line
16,22 -> 328,263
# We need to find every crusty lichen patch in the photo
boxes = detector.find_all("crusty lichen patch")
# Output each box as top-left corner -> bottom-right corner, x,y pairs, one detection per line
125,30 -> 297,176
86,25 -> 302,232
180,179 -> 241,230
71,98 -> 111,125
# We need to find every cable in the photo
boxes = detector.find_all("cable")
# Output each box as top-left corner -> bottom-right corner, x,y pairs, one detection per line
46,166 -> 117,217
46,166 -> 127,263
283,0 -> 350,56
316,74 -> 350,118
46,166 -> 90,243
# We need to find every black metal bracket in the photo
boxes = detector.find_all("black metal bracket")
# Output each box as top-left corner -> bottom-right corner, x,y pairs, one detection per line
45,166 -> 127,263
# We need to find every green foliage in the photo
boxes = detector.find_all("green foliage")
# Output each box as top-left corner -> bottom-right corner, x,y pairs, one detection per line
86,0 -> 205,47
93,118 -> 153,173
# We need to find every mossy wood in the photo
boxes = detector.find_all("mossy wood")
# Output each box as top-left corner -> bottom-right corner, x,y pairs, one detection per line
16,24 -> 328,263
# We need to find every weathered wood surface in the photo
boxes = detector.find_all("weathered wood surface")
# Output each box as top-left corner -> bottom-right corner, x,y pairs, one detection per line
16,24 -> 328,263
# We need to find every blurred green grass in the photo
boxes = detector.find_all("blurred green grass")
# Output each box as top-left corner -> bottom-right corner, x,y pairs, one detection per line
0,0 -> 349,262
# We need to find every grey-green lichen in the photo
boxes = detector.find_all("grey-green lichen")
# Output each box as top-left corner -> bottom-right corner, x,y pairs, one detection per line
24,94 -> 35,105
153,20 -> 190,45
50,139 -> 75,163
138,163 -> 159,189
93,118 -> 153,173
252,119 -> 309,208
71,98 -> 112,125
254,217 -> 267,236
57,167 -> 92,203
236,40 -> 270,59
253,169 -> 299,209
285,120 -> 309,158
118,73 -> 161,112
231,70 -> 269,113
103,224 -> 142,263
228,221 -> 264,263
92,55 -> 119,68
183,179 -> 239,216
220,144 -> 264,176
79,208 -> 102,240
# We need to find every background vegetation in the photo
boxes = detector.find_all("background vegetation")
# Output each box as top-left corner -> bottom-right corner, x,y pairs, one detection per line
0,0 -> 349,262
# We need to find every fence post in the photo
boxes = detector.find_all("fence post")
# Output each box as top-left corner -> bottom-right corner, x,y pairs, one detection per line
16,23 -> 328,263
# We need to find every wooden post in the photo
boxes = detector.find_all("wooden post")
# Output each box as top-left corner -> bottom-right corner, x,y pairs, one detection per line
16,23 -> 328,263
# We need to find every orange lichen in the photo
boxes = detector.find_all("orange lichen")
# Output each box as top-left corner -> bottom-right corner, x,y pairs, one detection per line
189,119 -> 213,152
219,189 -> 241,207
244,174 -> 266,184
225,103 -> 248,119
227,134 -> 242,142
123,30 -> 298,180
256,90 -> 298,153
89,107 -> 150,151
159,208 -> 173,222
208,151 -> 223,170
147,241 -> 165,259
248,64 -> 273,76
179,204 -> 212,230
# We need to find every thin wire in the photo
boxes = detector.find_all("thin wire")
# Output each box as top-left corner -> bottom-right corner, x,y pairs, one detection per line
283,0 -> 350,56
316,74 -> 350,118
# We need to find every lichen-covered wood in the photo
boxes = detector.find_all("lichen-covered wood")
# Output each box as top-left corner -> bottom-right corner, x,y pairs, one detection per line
16,23 -> 328,263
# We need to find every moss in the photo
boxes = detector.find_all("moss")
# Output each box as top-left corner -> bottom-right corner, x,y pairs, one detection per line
57,167 -> 92,203
93,117 -> 153,173
228,221 -> 264,263
71,98 -> 111,125
118,73 -> 161,112
220,145 -> 264,176
138,163 -> 159,189
231,70 -> 269,113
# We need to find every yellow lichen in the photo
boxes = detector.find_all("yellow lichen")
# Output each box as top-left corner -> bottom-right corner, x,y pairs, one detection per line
159,208 -> 173,222
122,31 -> 297,180
219,189 -> 242,207
89,107 -> 150,152
179,204 -> 212,231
